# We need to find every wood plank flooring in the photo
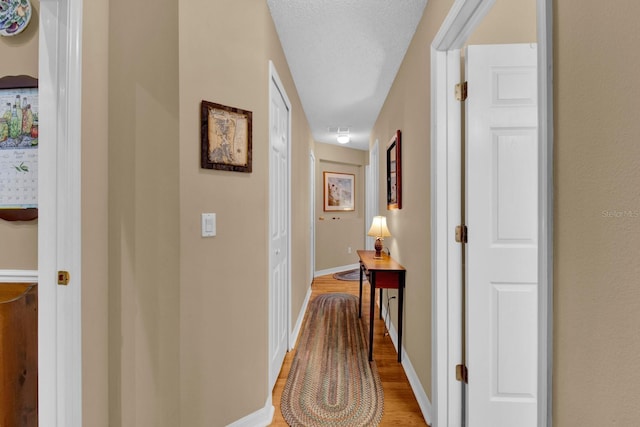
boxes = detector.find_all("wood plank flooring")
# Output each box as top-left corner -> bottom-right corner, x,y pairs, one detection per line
270,273 -> 429,426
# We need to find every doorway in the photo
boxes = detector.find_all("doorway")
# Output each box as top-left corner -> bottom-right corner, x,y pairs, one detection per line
268,61 -> 292,392
430,0 -> 553,426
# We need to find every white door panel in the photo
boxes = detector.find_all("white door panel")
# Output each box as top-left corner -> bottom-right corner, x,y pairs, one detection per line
466,43 -> 538,427
269,64 -> 290,392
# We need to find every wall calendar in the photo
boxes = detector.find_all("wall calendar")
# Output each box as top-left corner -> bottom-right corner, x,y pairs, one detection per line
0,75 -> 38,221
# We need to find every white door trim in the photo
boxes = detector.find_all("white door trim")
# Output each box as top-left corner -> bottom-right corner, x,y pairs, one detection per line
430,1 -> 553,426
310,151 -> 316,281
39,0 -> 84,425
536,2 -> 554,425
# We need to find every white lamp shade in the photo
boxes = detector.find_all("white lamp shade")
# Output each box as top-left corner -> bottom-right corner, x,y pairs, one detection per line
367,216 -> 391,238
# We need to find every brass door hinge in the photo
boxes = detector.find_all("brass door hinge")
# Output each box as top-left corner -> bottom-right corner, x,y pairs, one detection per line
455,225 -> 468,243
57,270 -> 70,286
455,81 -> 468,101
456,364 -> 469,383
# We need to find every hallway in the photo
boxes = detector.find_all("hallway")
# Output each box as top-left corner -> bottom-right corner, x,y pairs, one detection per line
270,273 -> 428,426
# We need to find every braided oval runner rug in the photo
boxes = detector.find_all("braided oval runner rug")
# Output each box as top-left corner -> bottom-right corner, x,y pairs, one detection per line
281,293 -> 384,426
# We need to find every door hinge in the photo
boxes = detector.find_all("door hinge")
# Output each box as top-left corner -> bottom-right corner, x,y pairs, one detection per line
456,364 -> 469,383
455,225 -> 468,243
57,270 -> 70,286
455,81 -> 468,101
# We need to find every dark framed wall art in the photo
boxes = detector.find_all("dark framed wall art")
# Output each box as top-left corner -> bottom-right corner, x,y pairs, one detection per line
387,130 -> 401,210
201,100 -> 252,173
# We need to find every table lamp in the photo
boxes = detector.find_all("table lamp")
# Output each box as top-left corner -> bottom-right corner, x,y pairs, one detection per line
367,216 -> 391,258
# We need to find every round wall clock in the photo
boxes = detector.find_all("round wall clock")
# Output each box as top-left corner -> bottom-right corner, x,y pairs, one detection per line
0,0 -> 32,37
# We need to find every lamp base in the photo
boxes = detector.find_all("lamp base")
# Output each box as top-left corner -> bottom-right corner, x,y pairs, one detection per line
374,238 -> 383,258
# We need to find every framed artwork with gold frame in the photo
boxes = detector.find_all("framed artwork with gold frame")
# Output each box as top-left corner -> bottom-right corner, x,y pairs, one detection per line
323,171 -> 355,211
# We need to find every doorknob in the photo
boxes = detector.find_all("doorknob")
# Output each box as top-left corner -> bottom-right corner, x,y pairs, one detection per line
275,249 -> 281,255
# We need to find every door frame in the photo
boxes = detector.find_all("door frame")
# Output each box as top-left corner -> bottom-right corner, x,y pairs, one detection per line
268,60 -> 293,389
36,0 -> 84,425
39,0 -> 84,425
310,151 -> 316,281
430,0 -> 553,426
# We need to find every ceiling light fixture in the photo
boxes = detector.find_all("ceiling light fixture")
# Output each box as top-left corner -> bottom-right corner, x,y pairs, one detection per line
337,127 -> 350,144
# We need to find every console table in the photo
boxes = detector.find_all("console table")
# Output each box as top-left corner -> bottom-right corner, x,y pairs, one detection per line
357,250 -> 406,362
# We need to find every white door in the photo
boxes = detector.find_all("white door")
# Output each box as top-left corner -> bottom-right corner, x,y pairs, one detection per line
269,63 -> 291,392
466,43 -> 538,427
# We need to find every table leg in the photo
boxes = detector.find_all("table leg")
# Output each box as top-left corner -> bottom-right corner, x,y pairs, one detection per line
369,271 -> 376,362
379,288 -> 383,319
397,271 -> 405,363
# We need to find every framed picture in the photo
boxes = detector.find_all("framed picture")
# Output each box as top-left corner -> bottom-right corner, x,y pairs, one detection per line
387,130 -> 401,210
323,171 -> 355,212
201,100 -> 252,173
0,75 -> 38,221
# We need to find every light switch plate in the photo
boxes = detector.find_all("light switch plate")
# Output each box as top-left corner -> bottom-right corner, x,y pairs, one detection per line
202,213 -> 216,237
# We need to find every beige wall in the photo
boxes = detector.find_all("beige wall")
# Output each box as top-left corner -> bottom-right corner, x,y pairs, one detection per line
56,0 -> 640,425
77,0 -> 313,424
179,1 -> 312,425
555,0 -> 640,424
82,0 -> 109,424
314,143 -> 367,271
373,0 -> 640,423
106,0 -> 181,425
468,0 -> 536,45
369,0 -> 454,399
370,0 -> 534,403
0,0 -> 39,270
77,0 -> 314,425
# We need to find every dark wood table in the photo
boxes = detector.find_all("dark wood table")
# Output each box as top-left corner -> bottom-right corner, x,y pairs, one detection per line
357,250 -> 406,362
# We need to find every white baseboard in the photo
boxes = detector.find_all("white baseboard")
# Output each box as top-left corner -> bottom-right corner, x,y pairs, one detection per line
381,300 -> 433,425
0,269 -> 38,283
226,397 -> 275,427
289,285 -> 312,350
314,263 -> 359,278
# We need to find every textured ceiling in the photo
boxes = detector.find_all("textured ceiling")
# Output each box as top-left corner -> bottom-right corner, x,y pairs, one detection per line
267,0 -> 428,150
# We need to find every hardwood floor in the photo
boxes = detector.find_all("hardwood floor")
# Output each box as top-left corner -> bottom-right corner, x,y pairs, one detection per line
270,273 -> 429,426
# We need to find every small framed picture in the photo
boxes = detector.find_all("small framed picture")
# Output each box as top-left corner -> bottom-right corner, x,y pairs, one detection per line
201,100 -> 252,173
323,171 -> 355,212
387,130 -> 401,210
